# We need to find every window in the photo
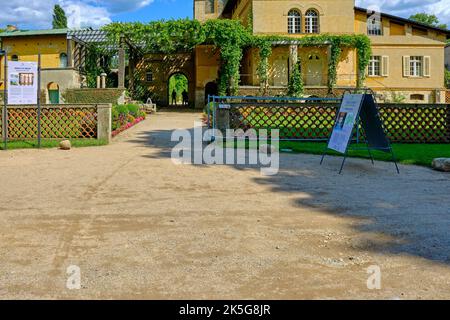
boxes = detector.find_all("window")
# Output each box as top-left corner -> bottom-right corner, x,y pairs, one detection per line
59,53 -> 68,68
410,56 -> 423,77
367,16 -> 382,35
205,0 -> 215,14
403,56 -> 430,77
146,71 -> 153,82
368,56 -> 381,76
11,54 -> 18,61
288,10 -> 302,34
305,9 -> 319,34
410,94 -> 425,101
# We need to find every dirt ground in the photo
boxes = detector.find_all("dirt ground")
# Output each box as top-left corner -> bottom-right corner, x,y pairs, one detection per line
0,111 -> 449,300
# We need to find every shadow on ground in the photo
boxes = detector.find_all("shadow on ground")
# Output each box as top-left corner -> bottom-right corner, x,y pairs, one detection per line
127,124 -> 450,265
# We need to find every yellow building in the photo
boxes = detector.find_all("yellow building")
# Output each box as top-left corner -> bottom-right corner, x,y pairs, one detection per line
0,27 -> 83,103
192,0 -> 450,106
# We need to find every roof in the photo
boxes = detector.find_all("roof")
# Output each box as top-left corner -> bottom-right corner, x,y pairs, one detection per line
0,28 -> 69,38
355,7 -> 450,36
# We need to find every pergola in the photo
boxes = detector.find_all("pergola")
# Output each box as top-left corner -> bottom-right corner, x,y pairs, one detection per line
67,29 -> 141,89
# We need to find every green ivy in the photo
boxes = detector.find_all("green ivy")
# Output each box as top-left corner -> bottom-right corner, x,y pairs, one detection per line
102,20 -> 372,97
288,61 -> 304,97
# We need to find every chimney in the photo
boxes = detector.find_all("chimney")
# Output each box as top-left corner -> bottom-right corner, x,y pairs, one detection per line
6,25 -> 18,32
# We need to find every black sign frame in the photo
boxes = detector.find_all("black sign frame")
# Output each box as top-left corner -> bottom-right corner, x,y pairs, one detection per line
320,93 -> 400,174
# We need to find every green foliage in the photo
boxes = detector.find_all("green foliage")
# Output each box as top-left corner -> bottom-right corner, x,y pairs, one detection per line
445,69 -> 450,89
102,20 -> 372,97
288,62 -> 304,97
255,39 -> 272,94
63,89 -> 125,104
169,74 -> 188,102
52,5 -> 68,29
391,92 -> 406,104
409,13 -> 448,30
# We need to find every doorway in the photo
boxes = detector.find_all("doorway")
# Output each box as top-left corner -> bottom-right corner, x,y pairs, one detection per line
273,59 -> 288,86
168,73 -> 189,107
47,82 -> 60,104
306,54 -> 323,86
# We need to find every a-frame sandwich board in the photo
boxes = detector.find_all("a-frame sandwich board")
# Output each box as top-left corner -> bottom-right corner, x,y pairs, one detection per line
320,93 -> 400,174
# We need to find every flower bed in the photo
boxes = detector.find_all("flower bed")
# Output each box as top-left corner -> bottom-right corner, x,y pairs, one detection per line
111,103 -> 147,137
112,116 -> 145,137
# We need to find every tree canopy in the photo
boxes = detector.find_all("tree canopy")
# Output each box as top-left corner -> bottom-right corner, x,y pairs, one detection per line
52,5 -> 68,29
409,13 -> 448,30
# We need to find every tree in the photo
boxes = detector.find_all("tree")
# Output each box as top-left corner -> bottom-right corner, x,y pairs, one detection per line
409,13 -> 448,30
52,5 -> 68,29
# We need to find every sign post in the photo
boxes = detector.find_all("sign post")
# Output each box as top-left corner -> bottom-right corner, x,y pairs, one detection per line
321,93 -> 399,174
37,54 -> 41,148
1,50 -> 7,150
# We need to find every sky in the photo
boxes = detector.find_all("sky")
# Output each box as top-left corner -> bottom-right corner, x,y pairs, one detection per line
0,0 -> 448,30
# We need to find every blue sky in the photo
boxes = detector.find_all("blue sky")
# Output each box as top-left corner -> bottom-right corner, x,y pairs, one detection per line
0,0 -> 448,30
113,0 -> 193,23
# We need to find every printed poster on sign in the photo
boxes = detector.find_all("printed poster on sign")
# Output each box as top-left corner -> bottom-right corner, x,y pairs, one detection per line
327,94 -> 364,154
7,61 -> 38,105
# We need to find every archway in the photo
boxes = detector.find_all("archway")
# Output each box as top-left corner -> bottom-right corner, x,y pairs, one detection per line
204,81 -> 218,103
47,82 -> 60,104
168,73 -> 189,107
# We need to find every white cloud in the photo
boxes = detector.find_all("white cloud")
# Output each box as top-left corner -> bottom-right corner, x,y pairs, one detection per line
357,0 -> 450,27
0,0 -> 154,29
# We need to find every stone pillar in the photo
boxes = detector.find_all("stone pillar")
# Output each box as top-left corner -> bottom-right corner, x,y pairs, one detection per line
118,37 -> 126,89
96,76 -> 101,89
129,52 -> 135,92
289,44 -> 298,77
67,38 -> 73,68
97,104 -> 112,143
100,73 -> 107,89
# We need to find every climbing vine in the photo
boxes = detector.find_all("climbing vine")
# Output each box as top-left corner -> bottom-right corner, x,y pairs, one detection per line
102,19 -> 371,97
288,60 -> 304,97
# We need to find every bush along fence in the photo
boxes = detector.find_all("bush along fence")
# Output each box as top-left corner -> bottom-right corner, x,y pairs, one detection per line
111,103 -> 146,137
0,104 -> 112,143
210,97 -> 450,144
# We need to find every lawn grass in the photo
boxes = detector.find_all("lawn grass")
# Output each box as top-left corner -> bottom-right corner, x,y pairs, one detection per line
220,139 -> 450,167
280,142 -> 450,167
0,139 -> 108,150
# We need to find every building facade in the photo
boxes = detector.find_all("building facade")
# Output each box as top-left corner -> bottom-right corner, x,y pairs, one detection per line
189,0 -> 449,107
0,28 -> 87,104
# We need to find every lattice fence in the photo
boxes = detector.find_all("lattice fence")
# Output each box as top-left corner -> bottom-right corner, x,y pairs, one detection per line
223,102 -> 450,143
229,103 -> 338,141
446,90 -> 450,104
1,106 -> 98,140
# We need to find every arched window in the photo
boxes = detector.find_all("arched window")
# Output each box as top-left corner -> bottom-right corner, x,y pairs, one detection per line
288,10 -> 302,34
11,54 -> 18,61
305,9 -> 319,34
59,53 -> 68,68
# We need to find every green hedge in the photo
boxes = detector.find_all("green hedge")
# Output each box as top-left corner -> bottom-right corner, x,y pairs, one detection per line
63,89 -> 125,104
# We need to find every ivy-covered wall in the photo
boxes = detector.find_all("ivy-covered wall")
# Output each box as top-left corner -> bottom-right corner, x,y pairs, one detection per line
63,89 -> 126,104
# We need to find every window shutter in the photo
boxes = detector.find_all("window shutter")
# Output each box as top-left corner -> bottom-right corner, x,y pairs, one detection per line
403,56 -> 410,77
381,56 -> 389,77
423,56 -> 431,77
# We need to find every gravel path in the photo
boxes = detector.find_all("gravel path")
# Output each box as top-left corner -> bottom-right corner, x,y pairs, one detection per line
0,111 -> 449,299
